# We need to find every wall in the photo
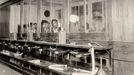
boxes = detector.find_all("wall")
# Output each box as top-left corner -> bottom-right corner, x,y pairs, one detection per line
10,5 -> 20,33
112,0 -> 134,42
111,0 -> 134,75
112,42 -> 134,75
0,6 -> 10,38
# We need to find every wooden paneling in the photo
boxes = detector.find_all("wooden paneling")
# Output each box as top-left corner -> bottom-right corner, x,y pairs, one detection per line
114,60 -> 134,75
40,33 -> 59,42
112,41 -> 134,75
67,33 -> 106,41
112,42 -> 134,61
112,0 -> 134,42
105,0 -> 112,41
111,0 -> 134,75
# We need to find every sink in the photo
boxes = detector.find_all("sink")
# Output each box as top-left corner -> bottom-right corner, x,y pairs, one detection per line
48,64 -> 65,71
28,59 -> 40,64
72,67 -> 98,75
48,63 -> 98,75
1,50 -> 10,55
72,69 -> 92,75
14,53 -> 22,57
49,64 -> 98,75
72,72 -> 91,75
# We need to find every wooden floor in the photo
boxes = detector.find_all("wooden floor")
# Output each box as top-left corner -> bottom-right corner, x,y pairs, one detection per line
0,62 -> 22,75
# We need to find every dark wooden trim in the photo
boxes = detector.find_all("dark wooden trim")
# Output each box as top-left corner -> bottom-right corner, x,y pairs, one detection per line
0,0 -> 23,8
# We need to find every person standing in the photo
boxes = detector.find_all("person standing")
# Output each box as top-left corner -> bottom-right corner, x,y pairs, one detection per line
41,20 -> 50,33
51,19 -> 61,33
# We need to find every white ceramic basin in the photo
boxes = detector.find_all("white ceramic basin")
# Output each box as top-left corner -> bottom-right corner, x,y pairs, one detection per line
72,68 -> 92,75
48,64 -> 65,71
28,59 -> 40,64
48,64 -> 98,75
14,53 -> 22,57
72,67 -> 98,75
72,72 -> 91,75
1,50 -> 10,55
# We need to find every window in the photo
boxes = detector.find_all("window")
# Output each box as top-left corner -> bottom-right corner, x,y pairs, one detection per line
69,0 -> 106,33
90,1 -> 105,32
69,0 -> 88,33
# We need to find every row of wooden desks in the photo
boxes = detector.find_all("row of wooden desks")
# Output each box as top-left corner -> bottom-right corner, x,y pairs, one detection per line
0,51 -> 93,75
0,39 -> 112,75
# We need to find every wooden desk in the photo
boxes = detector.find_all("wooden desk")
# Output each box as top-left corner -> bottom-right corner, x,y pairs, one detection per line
0,51 -> 86,75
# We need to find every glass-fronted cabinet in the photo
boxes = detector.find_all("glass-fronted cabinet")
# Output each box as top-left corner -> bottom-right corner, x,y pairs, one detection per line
9,0 -> 108,43
9,2 -> 21,40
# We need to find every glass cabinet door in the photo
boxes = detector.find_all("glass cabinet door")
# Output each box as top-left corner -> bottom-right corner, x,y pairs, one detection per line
41,0 -> 51,33
69,0 -> 86,33
69,0 -> 106,33
9,2 -> 21,40
41,0 -> 66,33
91,0 -> 106,33
51,0 -> 66,33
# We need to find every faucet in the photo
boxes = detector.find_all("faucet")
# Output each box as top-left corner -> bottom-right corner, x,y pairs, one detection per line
83,53 -> 91,63
49,46 -> 56,60
69,50 -> 80,68
88,43 -> 95,75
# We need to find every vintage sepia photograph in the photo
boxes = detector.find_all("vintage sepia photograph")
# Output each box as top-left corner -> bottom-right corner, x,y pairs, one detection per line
0,0 -> 133,75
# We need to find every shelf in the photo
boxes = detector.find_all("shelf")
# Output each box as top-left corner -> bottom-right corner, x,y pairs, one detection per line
0,39 -> 112,51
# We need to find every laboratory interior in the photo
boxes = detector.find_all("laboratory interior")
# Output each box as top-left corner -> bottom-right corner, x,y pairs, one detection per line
0,0 -> 133,75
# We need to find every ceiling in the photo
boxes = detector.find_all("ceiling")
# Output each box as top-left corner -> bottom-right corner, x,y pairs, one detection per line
23,0 -> 64,6
0,0 -> 9,4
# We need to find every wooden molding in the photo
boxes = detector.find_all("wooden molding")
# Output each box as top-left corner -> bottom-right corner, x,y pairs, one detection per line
0,0 -> 22,8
